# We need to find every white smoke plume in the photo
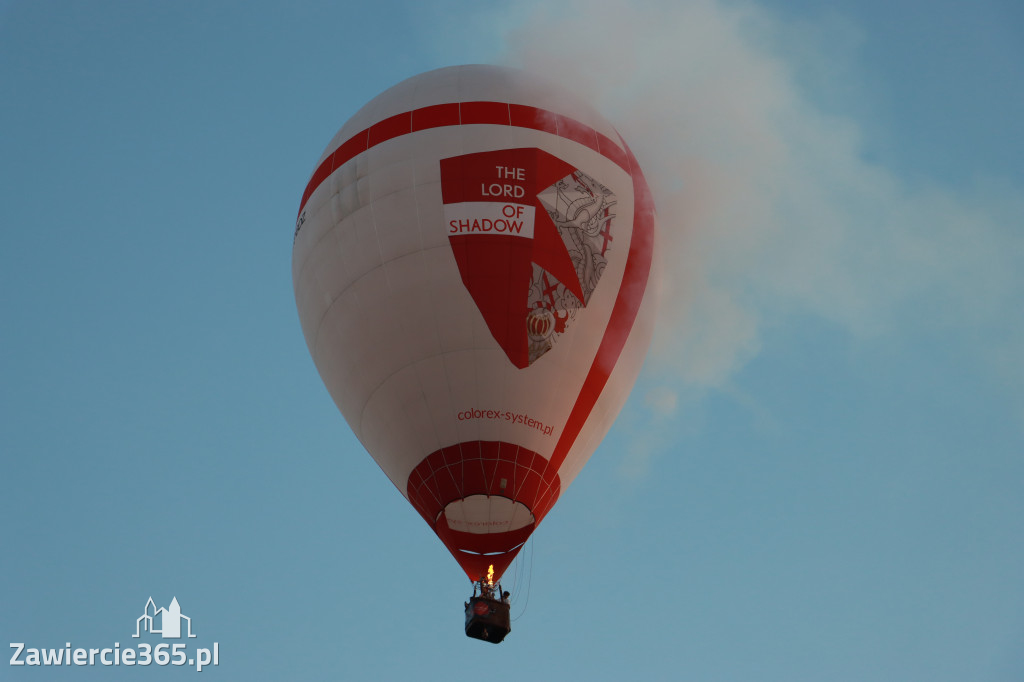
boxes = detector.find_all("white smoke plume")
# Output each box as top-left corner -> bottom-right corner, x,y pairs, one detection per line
498,0 -> 1018,376
489,0 -> 1024,473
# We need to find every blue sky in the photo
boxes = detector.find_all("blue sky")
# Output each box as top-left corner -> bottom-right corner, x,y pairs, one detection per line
1,1 -> 1022,680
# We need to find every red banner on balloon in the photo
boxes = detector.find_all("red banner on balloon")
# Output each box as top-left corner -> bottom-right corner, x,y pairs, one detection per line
441,148 -> 618,368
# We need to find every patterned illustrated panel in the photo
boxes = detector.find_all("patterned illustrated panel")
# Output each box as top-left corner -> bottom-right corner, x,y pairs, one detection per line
440,148 -> 617,368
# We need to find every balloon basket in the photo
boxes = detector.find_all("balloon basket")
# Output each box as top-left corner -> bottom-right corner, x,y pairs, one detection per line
464,585 -> 511,644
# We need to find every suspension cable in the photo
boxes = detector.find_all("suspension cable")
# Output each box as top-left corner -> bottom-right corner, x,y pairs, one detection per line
511,536 -> 533,622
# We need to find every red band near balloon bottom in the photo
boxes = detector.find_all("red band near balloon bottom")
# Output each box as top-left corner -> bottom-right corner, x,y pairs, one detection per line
407,441 -> 561,581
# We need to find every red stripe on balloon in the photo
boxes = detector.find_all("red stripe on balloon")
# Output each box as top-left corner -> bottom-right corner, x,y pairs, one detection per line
460,101 -> 511,126
368,111 -> 412,146
412,102 -> 460,131
296,102 -> 633,218
543,143 -> 655,475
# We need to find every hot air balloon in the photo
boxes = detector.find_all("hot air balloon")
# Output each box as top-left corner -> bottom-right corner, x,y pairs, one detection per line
292,64 -> 657,642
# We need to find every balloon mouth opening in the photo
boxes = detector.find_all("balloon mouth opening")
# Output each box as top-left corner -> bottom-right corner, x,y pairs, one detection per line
441,495 -> 535,534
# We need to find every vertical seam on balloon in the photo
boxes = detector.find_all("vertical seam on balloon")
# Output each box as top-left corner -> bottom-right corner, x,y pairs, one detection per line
422,462 -> 443,515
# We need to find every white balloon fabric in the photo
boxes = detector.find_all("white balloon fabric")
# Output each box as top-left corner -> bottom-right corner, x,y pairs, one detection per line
292,65 -> 657,582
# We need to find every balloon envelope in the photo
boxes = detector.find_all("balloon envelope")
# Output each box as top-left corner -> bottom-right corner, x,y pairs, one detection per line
293,65 -> 657,582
